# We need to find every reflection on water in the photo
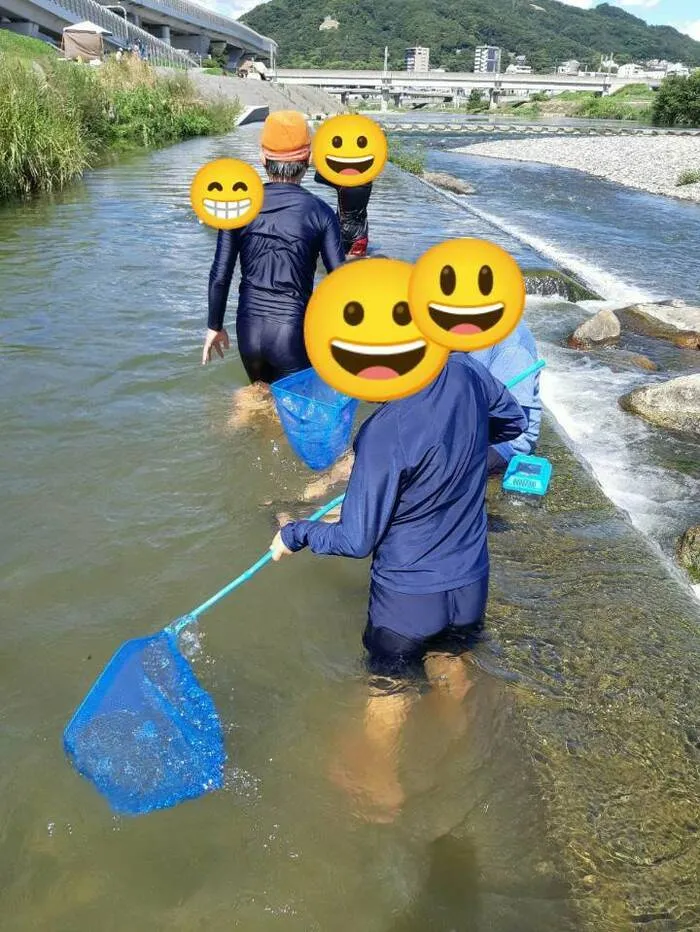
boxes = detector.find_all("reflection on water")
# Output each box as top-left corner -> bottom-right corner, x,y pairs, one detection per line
0,123 -> 699,931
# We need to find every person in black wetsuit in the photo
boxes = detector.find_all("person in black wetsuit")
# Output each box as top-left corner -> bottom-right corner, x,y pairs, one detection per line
314,171 -> 372,257
203,111 -> 345,384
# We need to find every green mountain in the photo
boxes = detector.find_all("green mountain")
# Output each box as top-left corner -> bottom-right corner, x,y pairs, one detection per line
241,0 -> 700,71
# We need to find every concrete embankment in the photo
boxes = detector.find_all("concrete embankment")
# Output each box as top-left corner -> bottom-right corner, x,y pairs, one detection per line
170,70 -> 346,119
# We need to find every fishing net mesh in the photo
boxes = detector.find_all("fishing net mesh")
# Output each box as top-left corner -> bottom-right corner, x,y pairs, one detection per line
271,368 -> 358,471
64,632 -> 226,815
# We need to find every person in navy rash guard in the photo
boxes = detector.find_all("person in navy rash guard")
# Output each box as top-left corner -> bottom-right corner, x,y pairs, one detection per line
202,111 -> 345,425
270,352 -> 526,820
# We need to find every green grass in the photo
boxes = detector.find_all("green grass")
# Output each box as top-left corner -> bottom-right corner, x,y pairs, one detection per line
508,84 -> 654,122
677,169 -> 700,186
0,37 -> 239,200
0,28 -> 57,60
387,139 -> 425,175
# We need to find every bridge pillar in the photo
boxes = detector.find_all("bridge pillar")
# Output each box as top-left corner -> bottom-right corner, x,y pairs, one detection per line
126,12 -> 141,27
380,88 -> 390,112
340,91 -> 349,105
152,25 -> 170,44
392,93 -> 401,108
171,33 -> 211,57
225,45 -> 244,70
489,88 -> 500,110
2,20 -> 39,37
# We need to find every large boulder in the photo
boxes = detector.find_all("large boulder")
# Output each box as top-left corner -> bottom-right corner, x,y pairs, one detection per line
423,171 -> 476,195
676,525 -> 700,584
568,310 -> 621,349
616,300 -> 700,350
619,374 -> 700,436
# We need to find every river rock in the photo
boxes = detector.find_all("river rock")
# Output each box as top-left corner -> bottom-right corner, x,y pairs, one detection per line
676,525 -> 700,583
423,171 -> 476,195
568,310 -> 620,349
617,301 -> 700,350
619,374 -> 700,436
597,348 -> 659,372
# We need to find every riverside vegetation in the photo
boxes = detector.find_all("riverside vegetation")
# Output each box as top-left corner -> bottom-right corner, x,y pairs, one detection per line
0,32 -> 239,201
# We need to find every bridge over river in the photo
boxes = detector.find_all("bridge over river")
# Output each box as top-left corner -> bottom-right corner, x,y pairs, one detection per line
0,0 -> 276,67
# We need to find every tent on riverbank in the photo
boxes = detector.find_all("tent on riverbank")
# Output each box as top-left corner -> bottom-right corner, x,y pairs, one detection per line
61,21 -> 111,63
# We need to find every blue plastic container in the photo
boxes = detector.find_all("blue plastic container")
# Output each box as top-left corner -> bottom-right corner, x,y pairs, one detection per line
502,454 -> 553,497
270,368 -> 359,471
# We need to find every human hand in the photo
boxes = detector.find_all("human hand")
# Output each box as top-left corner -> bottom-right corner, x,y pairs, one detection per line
202,328 -> 230,365
270,530 -> 293,562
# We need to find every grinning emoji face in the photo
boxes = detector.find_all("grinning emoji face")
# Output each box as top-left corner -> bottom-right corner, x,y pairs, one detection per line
408,239 -> 526,352
312,114 -> 388,188
304,258 -> 449,402
190,159 -> 264,230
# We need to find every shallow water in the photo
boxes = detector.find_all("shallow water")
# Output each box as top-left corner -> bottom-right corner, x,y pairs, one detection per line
1,123 -> 699,931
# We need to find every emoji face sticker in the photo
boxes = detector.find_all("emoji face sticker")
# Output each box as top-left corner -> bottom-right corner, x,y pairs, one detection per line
312,114 -> 388,188
304,258 -> 449,402
408,239 -> 526,352
190,159 -> 264,230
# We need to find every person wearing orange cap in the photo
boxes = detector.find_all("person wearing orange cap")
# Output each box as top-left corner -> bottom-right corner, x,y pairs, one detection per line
203,111 -> 345,406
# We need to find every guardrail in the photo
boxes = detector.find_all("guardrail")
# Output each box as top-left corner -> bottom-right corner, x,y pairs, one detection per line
132,0 -> 277,54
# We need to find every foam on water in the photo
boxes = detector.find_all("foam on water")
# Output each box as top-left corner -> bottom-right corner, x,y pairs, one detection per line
535,340 -> 700,600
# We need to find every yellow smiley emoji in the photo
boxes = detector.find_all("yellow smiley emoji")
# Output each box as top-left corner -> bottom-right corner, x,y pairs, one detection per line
304,258 -> 449,402
189,158 -> 264,230
312,114 -> 388,188
408,239 -> 526,352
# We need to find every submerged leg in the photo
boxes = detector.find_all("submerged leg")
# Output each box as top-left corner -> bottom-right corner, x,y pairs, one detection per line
228,381 -> 275,429
423,651 -> 475,739
330,683 -> 416,824
301,451 -> 355,503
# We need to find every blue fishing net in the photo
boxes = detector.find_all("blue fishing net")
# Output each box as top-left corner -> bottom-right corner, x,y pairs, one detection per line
63,630 -> 226,816
270,368 -> 359,471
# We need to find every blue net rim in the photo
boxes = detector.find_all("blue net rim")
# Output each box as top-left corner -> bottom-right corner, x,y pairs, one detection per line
270,369 -> 357,412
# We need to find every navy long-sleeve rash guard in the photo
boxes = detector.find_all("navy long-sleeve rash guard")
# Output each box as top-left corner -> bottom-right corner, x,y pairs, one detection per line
208,182 -> 345,332
314,171 -> 372,248
281,354 -> 527,594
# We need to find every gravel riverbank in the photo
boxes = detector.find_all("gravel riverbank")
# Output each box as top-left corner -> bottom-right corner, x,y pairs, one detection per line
455,136 -> 700,203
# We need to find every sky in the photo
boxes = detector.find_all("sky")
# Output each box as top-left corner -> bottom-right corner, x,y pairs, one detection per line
208,0 -> 700,43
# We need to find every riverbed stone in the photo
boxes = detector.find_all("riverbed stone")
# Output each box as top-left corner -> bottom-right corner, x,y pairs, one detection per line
595,348 -> 659,372
617,301 -> 700,350
619,374 -> 700,436
676,525 -> 700,583
568,310 -> 621,349
423,171 -> 476,195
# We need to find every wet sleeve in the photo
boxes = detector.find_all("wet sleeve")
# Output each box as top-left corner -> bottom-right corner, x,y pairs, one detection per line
486,345 -> 540,459
207,230 -> 239,331
280,419 -> 402,559
319,207 -> 345,272
487,379 -> 527,445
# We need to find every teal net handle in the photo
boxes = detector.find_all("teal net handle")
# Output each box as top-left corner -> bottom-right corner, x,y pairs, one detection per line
168,360 -> 545,636
168,494 -> 346,635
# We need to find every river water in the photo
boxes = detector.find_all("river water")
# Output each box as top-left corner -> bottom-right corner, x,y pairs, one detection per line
0,120 -> 699,931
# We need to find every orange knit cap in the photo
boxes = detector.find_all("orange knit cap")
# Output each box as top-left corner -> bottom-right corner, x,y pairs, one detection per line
260,110 -> 311,162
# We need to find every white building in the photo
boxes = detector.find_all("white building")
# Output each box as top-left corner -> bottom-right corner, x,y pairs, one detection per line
319,16 -> 339,31
474,45 -> 502,73
617,62 -> 644,78
506,63 -> 533,74
405,46 -> 430,72
557,59 -> 580,75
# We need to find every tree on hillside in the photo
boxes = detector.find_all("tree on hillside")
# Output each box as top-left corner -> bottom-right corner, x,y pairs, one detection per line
241,0 -> 700,72
651,72 -> 700,127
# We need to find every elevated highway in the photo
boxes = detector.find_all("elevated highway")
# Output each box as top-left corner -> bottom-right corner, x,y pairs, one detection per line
0,0 -> 276,67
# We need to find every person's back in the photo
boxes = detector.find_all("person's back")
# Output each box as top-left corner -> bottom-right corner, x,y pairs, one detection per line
469,320 -> 541,472
314,171 -> 372,256
362,353 -> 520,591
212,182 -> 342,320
281,353 -> 526,592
